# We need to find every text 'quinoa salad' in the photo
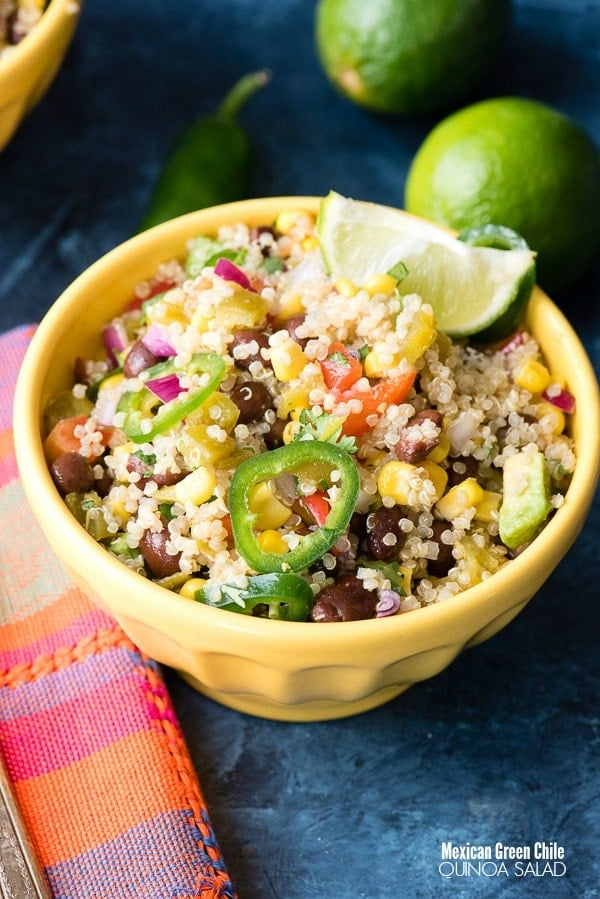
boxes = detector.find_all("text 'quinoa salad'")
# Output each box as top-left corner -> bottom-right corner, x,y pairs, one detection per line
44,205 -> 576,622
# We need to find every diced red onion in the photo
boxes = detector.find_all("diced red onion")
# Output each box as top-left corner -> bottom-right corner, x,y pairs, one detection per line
541,387 -> 576,413
499,330 -> 526,354
141,324 -> 176,357
214,257 -> 251,289
102,321 -> 129,366
376,589 -> 402,618
146,373 -> 183,403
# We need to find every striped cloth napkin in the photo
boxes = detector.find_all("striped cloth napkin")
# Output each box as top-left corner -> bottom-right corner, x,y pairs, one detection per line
0,325 -> 237,898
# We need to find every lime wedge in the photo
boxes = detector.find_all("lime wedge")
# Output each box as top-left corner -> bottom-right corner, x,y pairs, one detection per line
317,191 -> 536,340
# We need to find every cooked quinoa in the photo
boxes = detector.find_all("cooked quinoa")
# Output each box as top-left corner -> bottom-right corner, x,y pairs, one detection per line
44,208 -> 576,622
0,0 -> 46,57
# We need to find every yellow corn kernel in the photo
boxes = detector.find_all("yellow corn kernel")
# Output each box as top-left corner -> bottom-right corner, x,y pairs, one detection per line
474,490 -> 502,523
275,291 -> 305,323
174,466 -> 217,505
377,461 -> 416,505
363,345 -> 398,378
145,291 -> 188,327
179,577 -> 207,600
363,273 -> 398,297
105,496 -> 132,525
435,477 -> 485,520
396,306 -> 437,366
275,209 -> 315,235
248,482 -> 292,529
301,236 -> 319,252
270,338 -> 309,382
111,442 -> 136,462
534,401 -> 565,435
419,460 -> 448,502
335,277 -> 358,298
427,433 -> 451,463
514,358 -> 551,394
282,420 -> 300,444
98,372 -> 124,393
256,529 -> 289,555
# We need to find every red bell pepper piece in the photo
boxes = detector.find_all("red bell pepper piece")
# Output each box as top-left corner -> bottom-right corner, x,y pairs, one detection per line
341,369 -> 417,437
319,342 -> 363,393
301,490 -> 331,527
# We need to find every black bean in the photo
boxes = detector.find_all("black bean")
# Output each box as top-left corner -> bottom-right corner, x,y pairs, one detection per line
310,573 -> 378,622
230,330 -> 270,370
366,505 -> 405,561
264,417 -> 286,450
139,526 -> 181,578
50,452 -> 95,496
284,314 -> 308,347
427,520 -> 456,578
123,338 -> 160,377
230,381 -> 273,424
446,455 -> 479,488
394,409 -> 443,464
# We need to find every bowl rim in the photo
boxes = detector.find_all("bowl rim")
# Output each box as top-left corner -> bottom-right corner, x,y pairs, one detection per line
13,196 -> 600,651
0,0 -> 80,78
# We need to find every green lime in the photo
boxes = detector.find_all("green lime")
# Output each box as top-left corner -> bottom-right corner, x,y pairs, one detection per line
405,96 -> 600,291
317,191 -> 536,340
314,0 -> 511,116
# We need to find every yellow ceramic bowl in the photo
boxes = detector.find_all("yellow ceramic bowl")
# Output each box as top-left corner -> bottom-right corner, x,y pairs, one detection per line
0,0 -> 82,152
13,198 -> 600,721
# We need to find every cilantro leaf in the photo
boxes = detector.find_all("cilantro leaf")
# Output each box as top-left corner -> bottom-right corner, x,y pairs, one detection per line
293,408 -> 357,454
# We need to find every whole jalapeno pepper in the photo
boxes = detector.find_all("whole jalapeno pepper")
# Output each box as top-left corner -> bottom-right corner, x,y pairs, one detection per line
138,70 -> 271,232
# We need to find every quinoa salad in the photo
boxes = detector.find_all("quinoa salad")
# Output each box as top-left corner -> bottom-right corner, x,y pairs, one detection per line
43,207 -> 576,622
0,0 -> 46,57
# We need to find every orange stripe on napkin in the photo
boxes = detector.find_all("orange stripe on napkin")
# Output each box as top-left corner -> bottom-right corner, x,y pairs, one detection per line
1,588 -> 95,651
15,727 -> 189,867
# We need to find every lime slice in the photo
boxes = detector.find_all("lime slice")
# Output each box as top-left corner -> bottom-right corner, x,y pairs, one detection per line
317,191 -> 537,339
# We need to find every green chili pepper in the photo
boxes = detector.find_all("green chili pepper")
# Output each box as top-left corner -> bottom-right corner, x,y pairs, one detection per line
117,352 -> 226,443
138,70 -> 271,232
229,440 -> 360,574
195,572 -> 313,621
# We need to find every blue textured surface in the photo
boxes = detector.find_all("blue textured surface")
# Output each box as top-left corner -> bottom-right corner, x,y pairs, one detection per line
1,2 -> 599,897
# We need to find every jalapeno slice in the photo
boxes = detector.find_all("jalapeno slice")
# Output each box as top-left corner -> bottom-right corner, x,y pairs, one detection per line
117,352 -> 226,443
196,573 -> 313,621
228,440 -> 360,574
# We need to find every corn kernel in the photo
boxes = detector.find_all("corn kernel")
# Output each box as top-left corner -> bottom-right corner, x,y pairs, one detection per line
275,292 -> 305,323
105,497 -> 132,525
270,338 -> 309,382
435,478 -> 485,520
474,490 -> 502,523
377,461 -> 416,505
98,372 -> 124,393
363,346 -> 399,378
301,236 -> 319,252
514,358 -> 551,394
248,482 -> 292,529
278,383 -> 312,419
335,277 -> 358,298
427,433 -> 451,463
190,307 -> 210,333
419,460 -> 448,501
363,273 -> 398,297
145,292 -> 188,327
275,209 -> 314,235
256,529 -> 289,555
174,466 -> 217,505
534,401 -> 565,435
179,577 -> 207,600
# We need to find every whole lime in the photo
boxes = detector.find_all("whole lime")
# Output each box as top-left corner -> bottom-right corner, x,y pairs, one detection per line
314,0 -> 511,116
405,97 -> 600,291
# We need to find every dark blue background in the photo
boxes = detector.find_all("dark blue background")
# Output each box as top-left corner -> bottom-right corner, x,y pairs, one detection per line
1,2 -> 599,896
